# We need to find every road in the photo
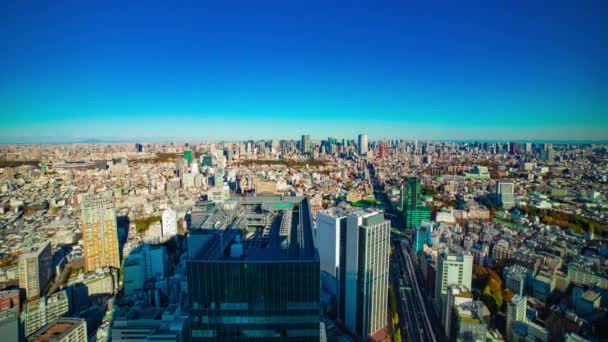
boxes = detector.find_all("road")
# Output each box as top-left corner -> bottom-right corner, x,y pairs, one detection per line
369,163 -> 443,342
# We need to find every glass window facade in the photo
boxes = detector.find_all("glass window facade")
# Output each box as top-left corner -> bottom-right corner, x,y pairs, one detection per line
188,260 -> 320,341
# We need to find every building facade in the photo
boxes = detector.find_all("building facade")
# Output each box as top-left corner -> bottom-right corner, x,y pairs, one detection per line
403,177 -> 431,230
188,197 -> 320,341
28,317 -> 87,342
80,192 -> 120,272
434,252 -> 473,314
496,181 -> 515,209
19,241 -> 53,300
22,290 -> 70,338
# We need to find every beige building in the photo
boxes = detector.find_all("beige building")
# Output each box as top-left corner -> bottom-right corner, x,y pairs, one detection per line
22,290 -> 70,337
81,192 -> 120,272
19,241 -> 53,300
28,317 -> 87,342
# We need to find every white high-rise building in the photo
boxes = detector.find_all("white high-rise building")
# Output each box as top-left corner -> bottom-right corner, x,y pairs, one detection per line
435,252 -> 473,315
190,162 -> 199,174
162,209 -> 178,239
316,207 -> 390,339
357,133 -> 368,156
496,181 -> 515,209
506,295 -> 527,342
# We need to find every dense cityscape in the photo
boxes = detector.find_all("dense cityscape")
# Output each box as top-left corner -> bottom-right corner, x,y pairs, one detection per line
3,0 -> 607,341
0,137 -> 607,341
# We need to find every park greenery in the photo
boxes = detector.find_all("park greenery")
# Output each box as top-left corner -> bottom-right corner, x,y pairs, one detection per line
473,265 -> 513,314
133,215 -> 162,233
520,205 -> 608,235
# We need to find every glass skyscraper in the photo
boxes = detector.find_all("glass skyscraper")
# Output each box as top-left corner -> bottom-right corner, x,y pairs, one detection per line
187,197 -> 320,341
403,176 -> 431,230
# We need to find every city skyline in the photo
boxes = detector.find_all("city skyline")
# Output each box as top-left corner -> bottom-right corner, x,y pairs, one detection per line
2,2 -> 608,341
2,1 -> 607,142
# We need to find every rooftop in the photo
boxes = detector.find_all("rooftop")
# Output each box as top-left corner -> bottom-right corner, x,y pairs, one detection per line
189,196 -> 318,262
20,240 -> 50,259
28,318 -> 85,342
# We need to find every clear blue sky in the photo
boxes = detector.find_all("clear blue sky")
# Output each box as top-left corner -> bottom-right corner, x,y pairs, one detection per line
1,1 -> 607,143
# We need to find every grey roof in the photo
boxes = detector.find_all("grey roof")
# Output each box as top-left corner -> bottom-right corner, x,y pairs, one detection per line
189,196 -> 318,262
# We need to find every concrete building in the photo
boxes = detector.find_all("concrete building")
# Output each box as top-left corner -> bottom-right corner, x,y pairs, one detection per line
504,265 -> 530,297
0,290 -> 20,312
452,300 -> 489,342
434,252 -> 473,314
443,285 -> 472,339
496,181 -> 515,209
316,207 -> 391,339
568,263 -> 608,289
0,307 -> 19,342
19,241 -> 53,300
22,290 -> 70,338
80,192 -> 120,272
123,244 -> 168,295
111,316 -> 188,342
162,209 -> 178,239
492,240 -> 512,261
28,317 -> 87,342
532,273 -> 555,301
506,295 -> 527,342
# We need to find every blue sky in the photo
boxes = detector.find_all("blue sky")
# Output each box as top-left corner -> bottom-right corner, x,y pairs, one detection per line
1,1 -> 607,142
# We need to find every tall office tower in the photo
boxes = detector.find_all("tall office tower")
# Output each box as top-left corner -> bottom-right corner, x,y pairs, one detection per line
434,252 -> 473,313
162,209 -> 178,239
506,295 -> 527,342
496,181 -> 515,209
316,208 -> 390,339
316,208 -> 346,300
184,149 -> 193,164
524,142 -> 532,154
378,142 -> 388,159
357,133 -> 368,156
301,134 -> 311,155
81,192 -> 120,272
28,318 -> 87,342
403,177 -> 431,230
443,285 -> 473,339
135,143 -> 143,153
188,197 -> 319,341
509,142 -> 521,155
19,241 -> 53,300
541,145 -> 555,165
